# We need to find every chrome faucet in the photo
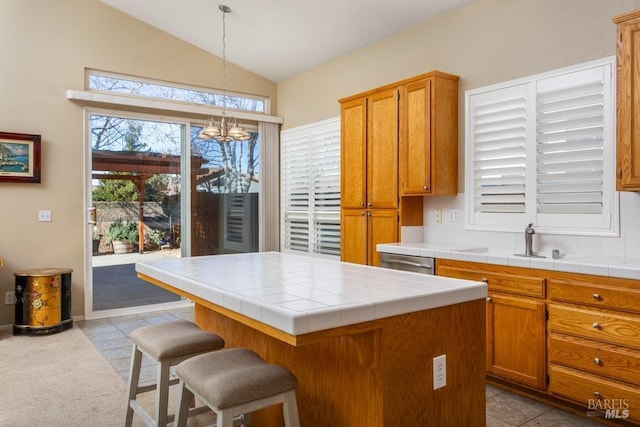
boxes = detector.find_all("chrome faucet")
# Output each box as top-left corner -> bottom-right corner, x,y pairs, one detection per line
524,223 -> 535,256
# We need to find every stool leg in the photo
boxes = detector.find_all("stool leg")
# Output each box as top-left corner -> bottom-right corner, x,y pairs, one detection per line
283,390 -> 300,427
154,359 -> 171,427
175,380 -> 193,427
124,344 -> 143,427
217,409 -> 235,427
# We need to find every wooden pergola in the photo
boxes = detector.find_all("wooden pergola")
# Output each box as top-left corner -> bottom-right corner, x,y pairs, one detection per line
92,150 -> 205,253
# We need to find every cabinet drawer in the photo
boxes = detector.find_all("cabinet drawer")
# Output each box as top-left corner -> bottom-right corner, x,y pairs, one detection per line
549,333 -> 640,383
549,364 -> 640,423
436,260 -> 545,298
549,278 -> 640,314
549,304 -> 640,349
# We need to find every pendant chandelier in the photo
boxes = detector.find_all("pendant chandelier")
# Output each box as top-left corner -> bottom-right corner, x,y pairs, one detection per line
198,5 -> 250,142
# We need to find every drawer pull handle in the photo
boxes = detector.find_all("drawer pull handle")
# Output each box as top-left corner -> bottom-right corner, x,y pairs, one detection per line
593,293 -> 601,300
594,357 -> 601,365
592,322 -> 600,329
594,391 -> 601,398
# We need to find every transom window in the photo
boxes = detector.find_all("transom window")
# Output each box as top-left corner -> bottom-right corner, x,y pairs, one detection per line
465,57 -> 617,236
87,69 -> 266,113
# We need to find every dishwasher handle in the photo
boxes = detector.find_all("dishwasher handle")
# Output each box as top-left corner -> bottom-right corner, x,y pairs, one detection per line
387,259 -> 433,269
379,253 -> 435,274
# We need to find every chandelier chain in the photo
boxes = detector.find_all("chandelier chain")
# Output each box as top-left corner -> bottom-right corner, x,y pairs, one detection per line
221,6 -> 227,111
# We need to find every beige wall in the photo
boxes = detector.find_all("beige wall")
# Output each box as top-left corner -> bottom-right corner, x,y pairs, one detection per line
277,0 -> 639,131
276,0 -> 640,258
0,0 -> 276,326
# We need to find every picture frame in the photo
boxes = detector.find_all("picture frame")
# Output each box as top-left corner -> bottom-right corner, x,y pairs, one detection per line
0,131 -> 41,183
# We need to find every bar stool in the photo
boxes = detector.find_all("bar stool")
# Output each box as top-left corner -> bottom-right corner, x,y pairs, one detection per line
174,348 -> 300,427
124,320 -> 225,427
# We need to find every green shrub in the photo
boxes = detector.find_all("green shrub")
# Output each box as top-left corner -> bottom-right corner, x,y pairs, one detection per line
106,220 -> 139,243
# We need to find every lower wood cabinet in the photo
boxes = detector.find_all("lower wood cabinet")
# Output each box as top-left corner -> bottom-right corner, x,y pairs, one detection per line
487,293 -> 546,389
436,260 -> 547,390
341,209 -> 397,266
548,274 -> 640,424
549,364 -> 640,423
437,258 -> 640,424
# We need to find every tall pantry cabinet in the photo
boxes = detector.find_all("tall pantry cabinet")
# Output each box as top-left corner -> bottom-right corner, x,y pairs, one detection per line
339,71 -> 459,266
613,9 -> 640,191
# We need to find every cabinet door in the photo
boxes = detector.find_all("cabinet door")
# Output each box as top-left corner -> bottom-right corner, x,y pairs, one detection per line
340,209 -> 367,264
341,97 -> 367,208
616,13 -> 640,190
487,293 -> 547,390
368,210 -> 398,266
400,79 -> 432,195
367,89 -> 398,209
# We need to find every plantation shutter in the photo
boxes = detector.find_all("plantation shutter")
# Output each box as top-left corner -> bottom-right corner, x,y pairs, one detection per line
535,64 -> 613,231
467,84 -> 529,228
466,57 -> 615,235
311,123 -> 341,256
281,118 -> 340,256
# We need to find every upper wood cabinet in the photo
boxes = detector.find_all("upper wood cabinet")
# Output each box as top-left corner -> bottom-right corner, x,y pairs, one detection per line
340,97 -> 367,209
400,73 -> 459,196
340,89 -> 399,210
367,89 -> 399,209
613,9 -> 640,191
339,71 -> 458,264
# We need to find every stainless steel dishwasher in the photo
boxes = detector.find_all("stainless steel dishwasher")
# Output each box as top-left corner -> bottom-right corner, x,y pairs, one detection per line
379,252 -> 434,275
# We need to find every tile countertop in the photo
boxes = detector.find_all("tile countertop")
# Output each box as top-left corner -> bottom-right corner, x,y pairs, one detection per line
135,251 -> 487,336
377,242 -> 640,280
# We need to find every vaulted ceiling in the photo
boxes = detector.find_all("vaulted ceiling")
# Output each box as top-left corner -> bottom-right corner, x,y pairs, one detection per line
101,0 -> 475,82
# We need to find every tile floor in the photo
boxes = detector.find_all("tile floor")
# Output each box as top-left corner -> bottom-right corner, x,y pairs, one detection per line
77,306 -> 604,427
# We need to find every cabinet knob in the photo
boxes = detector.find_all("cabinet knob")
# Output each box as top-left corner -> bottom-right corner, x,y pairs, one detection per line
594,391 -> 601,399
594,357 -> 601,365
593,293 -> 601,300
486,297 -> 492,302
423,185 -> 428,191
360,211 -> 366,216
367,202 -> 372,207
360,202 -> 365,207
481,278 -> 488,283
367,211 -> 371,217
592,322 -> 600,329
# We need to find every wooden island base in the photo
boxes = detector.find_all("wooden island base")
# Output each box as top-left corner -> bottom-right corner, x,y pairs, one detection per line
194,299 -> 486,426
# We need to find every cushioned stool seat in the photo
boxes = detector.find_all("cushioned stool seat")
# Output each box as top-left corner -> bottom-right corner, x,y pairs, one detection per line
124,320 -> 225,427
175,348 -> 300,427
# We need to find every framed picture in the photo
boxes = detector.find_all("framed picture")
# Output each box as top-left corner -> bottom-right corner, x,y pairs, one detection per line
0,131 -> 41,183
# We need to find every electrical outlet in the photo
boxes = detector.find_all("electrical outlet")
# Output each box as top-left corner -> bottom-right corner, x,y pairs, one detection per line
5,291 -> 15,305
447,209 -> 460,222
433,354 -> 446,390
38,210 -> 52,222
435,208 -> 442,223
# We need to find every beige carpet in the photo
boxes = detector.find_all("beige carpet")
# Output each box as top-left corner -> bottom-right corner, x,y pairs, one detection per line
0,327 -> 216,426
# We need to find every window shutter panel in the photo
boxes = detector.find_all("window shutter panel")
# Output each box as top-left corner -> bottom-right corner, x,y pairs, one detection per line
281,118 -> 340,256
467,84 -> 529,228
311,124 -> 341,256
281,129 -> 310,253
535,64 -> 614,231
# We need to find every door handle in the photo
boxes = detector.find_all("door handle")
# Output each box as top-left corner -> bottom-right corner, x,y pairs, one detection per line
88,207 -> 97,225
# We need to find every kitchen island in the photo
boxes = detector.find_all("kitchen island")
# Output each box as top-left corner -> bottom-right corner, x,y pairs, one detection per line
136,252 -> 487,426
